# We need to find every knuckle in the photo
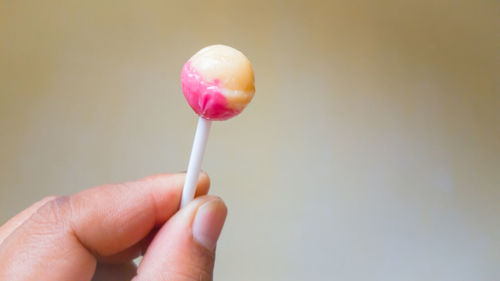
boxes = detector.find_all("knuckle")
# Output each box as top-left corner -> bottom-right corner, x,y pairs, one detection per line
196,247 -> 216,270
32,196 -> 71,229
39,195 -> 58,203
177,247 -> 215,281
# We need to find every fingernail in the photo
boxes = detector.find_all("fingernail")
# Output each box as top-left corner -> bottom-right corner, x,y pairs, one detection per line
192,198 -> 227,251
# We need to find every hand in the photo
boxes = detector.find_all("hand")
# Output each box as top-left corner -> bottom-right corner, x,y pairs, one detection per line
0,173 -> 227,281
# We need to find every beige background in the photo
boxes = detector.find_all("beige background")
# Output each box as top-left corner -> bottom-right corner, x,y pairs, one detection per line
1,0 -> 499,280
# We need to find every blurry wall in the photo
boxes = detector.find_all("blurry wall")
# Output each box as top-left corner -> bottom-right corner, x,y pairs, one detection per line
0,0 -> 498,280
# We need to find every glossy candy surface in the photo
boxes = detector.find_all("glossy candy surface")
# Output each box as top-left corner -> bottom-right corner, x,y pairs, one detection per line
181,45 -> 255,120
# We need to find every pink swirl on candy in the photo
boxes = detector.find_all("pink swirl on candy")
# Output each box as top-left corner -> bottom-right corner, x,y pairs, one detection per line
181,61 -> 240,121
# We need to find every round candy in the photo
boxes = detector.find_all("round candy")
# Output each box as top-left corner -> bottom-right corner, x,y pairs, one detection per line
181,45 -> 255,121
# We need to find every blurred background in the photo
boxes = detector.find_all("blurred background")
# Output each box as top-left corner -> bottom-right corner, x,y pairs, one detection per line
1,0 -> 498,280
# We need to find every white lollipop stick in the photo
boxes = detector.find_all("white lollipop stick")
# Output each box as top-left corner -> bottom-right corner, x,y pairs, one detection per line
181,116 -> 212,208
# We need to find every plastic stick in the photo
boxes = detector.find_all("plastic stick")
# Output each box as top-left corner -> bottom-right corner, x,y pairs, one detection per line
181,116 -> 211,208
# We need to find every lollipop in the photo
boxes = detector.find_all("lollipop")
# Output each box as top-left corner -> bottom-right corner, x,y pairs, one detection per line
180,45 -> 255,207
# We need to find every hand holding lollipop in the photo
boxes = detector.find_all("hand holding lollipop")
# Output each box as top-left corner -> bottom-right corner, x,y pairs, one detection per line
180,45 -> 255,207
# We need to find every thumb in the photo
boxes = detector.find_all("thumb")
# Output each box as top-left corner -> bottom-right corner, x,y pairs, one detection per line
134,195 -> 227,281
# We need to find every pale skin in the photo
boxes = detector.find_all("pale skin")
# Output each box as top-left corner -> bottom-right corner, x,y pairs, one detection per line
0,173 -> 227,281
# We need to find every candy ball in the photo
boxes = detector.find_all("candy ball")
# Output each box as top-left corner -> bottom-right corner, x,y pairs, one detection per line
181,45 -> 255,121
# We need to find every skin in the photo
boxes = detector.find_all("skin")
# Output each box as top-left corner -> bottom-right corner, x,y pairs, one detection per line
0,173 -> 227,281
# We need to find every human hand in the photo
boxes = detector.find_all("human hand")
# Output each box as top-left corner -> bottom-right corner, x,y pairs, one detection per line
0,173 -> 227,281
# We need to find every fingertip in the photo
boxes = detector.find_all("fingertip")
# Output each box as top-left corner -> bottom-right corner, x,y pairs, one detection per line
195,172 -> 211,197
134,195 -> 226,281
192,197 -> 227,251
199,171 -> 210,186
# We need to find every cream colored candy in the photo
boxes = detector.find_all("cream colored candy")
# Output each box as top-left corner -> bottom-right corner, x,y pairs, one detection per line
181,45 -> 255,120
